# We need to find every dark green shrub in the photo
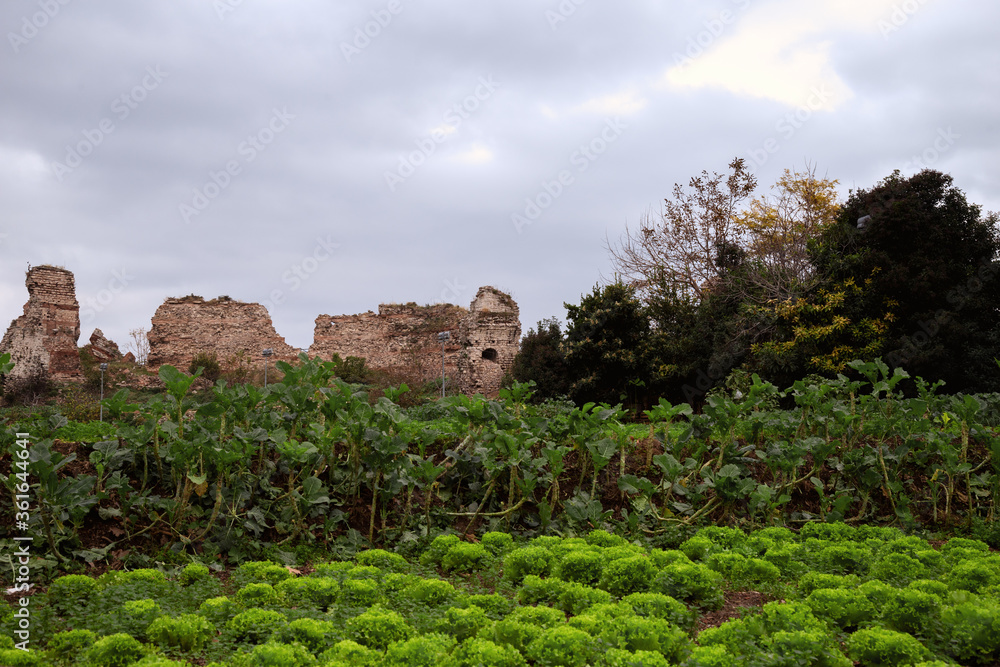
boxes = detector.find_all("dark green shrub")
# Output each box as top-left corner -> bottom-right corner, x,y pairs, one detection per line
420,534 -> 462,567
526,625 -> 598,667
84,633 -> 145,667
147,613 -> 216,652
226,608 -> 288,644
450,637 -> 526,666
46,628 -> 97,663
653,563 -> 724,609
598,555 -> 656,596
555,549 -> 604,585
356,548 -> 409,573
346,606 -> 413,651
846,627 -> 931,666
441,543 -> 492,573
481,531 -> 515,556
189,351 -> 221,382
384,633 -> 457,667
503,546 -> 556,584
805,588 -> 877,630
236,583 -> 283,607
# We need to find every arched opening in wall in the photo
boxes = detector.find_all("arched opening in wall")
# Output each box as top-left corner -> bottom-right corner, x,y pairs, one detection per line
481,348 -> 498,363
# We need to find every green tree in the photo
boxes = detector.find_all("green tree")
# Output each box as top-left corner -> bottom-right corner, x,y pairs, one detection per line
563,282 -> 654,408
511,318 -> 571,401
810,169 -> 1000,391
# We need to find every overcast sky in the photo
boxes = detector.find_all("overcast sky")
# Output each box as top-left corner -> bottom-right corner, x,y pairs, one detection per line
1,0 -> 998,352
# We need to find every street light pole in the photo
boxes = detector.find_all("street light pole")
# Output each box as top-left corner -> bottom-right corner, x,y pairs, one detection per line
437,331 -> 450,398
99,363 -> 108,421
262,348 -> 273,387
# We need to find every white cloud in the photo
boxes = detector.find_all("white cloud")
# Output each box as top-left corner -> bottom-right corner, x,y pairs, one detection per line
451,144 -> 494,164
573,90 -> 648,116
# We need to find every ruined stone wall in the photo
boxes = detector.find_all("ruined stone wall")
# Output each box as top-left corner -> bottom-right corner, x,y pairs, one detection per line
309,304 -> 467,383
0,265 -> 82,382
147,296 -> 299,371
457,287 -> 521,397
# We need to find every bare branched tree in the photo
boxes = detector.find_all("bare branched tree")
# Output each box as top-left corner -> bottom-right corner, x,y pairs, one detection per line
608,158 -> 757,299
127,327 -> 150,365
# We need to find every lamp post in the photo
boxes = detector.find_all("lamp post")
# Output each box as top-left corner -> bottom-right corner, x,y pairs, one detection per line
99,363 -> 108,421
262,348 -> 273,387
437,331 -> 450,398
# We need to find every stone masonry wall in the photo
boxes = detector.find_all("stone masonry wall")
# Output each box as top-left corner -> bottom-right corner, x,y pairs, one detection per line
147,296 -> 299,371
309,303 -> 467,383
0,265 -> 82,382
457,287 -> 521,397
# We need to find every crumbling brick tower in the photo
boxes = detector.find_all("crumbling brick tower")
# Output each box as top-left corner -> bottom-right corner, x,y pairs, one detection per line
457,286 -> 521,397
0,265 -> 83,382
